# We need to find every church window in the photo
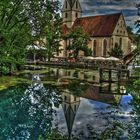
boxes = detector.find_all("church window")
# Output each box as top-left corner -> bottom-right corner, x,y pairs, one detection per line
119,38 -> 122,48
103,39 -> 107,56
64,96 -> 67,101
117,30 -> 118,33
65,13 -> 68,18
74,105 -> 77,111
64,104 -> 67,111
111,38 -> 113,46
75,12 -> 78,18
66,1 -> 67,9
121,21 -> 123,27
76,1 -> 78,9
93,40 -> 96,56
124,31 -> 125,34
74,96 -> 77,101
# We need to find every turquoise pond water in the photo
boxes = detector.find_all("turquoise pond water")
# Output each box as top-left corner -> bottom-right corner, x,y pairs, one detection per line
0,67 -> 139,140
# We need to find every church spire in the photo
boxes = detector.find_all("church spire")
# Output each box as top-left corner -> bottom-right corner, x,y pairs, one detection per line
67,0 -> 77,9
62,0 -> 82,28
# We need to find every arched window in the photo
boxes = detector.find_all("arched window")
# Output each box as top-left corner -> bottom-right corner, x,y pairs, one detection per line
119,38 -> 122,48
74,105 -> 77,111
75,12 -> 78,18
111,38 -> 113,46
103,39 -> 107,56
76,1 -> 78,9
65,13 -> 68,18
121,21 -> 123,27
66,1 -> 67,9
74,96 -> 77,101
64,104 -> 67,111
93,40 -> 96,56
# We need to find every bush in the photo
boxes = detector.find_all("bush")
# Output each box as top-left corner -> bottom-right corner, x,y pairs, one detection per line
0,66 -> 10,75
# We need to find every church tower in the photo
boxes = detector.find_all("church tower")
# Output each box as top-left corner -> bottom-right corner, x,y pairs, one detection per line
62,0 -> 82,28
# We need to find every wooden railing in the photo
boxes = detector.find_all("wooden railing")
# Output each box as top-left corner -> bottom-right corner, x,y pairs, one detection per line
123,50 -> 139,65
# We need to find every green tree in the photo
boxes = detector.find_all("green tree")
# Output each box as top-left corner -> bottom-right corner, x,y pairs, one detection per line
132,3 -> 140,83
127,26 -> 134,35
65,27 -> 91,60
0,0 -> 32,74
108,43 -> 123,58
0,0 -> 62,74
135,3 -> 140,33
43,16 -> 62,61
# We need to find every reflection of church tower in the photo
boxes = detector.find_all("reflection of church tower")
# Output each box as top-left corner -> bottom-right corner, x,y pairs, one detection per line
62,0 -> 82,28
62,91 -> 80,139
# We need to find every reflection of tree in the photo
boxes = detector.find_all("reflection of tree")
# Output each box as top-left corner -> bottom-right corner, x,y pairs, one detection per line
127,86 -> 140,139
0,75 -> 61,140
65,80 -> 89,97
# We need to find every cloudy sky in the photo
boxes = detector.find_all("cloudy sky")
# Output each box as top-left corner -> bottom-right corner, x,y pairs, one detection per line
60,0 -> 140,31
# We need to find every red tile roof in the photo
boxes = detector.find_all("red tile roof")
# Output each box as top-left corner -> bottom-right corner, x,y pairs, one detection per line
61,24 -> 70,35
72,13 -> 121,37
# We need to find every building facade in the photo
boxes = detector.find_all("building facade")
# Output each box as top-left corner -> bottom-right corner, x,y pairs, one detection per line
59,0 -> 130,58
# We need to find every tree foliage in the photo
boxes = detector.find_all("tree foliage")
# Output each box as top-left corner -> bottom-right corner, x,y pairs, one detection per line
135,3 -> 140,50
0,0 -> 62,74
135,3 -> 140,33
108,43 -> 123,58
64,27 -> 91,59
132,3 -> 140,85
43,16 -> 62,61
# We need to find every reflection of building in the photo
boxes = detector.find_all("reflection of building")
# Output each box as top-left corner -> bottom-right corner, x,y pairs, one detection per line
60,81 -> 125,138
59,0 -> 130,57
83,85 -> 122,105
51,68 -> 99,83
61,91 -> 80,138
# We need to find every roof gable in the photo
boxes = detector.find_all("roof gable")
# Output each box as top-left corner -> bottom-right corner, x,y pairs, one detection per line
112,14 -> 129,37
72,13 -> 121,37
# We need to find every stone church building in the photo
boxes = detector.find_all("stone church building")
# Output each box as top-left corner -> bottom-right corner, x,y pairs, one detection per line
59,0 -> 130,58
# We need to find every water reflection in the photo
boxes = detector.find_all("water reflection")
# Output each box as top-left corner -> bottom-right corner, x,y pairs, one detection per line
0,75 -> 61,140
62,91 -> 80,139
60,80 -> 125,139
39,67 -> 100,83
0,69 -> 135,140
